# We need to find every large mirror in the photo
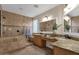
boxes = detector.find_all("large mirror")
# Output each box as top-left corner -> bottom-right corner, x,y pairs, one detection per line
64,4 -> 79,33
40,18 -> 56,32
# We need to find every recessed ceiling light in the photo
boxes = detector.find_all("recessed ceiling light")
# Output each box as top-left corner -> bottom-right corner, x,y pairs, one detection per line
34,5 -> 39,8
19,8 -> 23,11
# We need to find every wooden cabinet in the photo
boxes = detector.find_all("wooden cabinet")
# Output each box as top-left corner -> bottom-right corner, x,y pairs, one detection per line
0,10 -> 1,37
52,46 -> 79,55
32,35 -> 46,48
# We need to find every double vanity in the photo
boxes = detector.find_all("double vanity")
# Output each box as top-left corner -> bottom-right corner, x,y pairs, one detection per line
32,32 -> 79,55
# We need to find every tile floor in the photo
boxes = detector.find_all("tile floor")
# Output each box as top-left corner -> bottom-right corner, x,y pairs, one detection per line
2,41 -> 51,55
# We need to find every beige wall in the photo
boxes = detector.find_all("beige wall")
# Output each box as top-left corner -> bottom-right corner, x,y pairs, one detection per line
34,5 -> 64,33
2,11 -> 32,26
1,11 -> 33,37
71,16 -> 79,33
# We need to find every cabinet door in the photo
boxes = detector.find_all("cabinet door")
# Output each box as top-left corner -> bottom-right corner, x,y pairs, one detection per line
0,10 -> 1,37
53,46 -> 78,55
33,35 -> 46,48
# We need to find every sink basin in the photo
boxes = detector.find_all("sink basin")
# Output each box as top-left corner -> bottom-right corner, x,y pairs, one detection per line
64,34 -> 71,39
48,37 -> 58,42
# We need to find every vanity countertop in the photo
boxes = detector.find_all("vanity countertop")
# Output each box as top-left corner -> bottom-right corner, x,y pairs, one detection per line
33,33 -> 79,53
49,37 -> 79,54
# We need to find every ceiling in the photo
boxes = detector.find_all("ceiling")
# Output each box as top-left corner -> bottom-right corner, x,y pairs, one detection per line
67,4 -> 79,17
1,4 -> 58,17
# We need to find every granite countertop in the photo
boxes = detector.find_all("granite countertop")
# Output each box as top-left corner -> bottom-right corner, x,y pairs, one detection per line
45,37 -> 66,41
49,37 -> 79,53
33,33 -> 42,35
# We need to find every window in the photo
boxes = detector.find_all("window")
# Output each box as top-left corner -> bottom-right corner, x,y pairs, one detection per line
33,19 -> 40,33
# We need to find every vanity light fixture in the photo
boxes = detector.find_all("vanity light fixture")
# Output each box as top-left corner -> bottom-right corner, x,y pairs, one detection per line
41,16 -> 53,22
41,16 -> 48,22
45,16 -> 48,19
48,16 -> 53,20
64,16 -> 70,21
